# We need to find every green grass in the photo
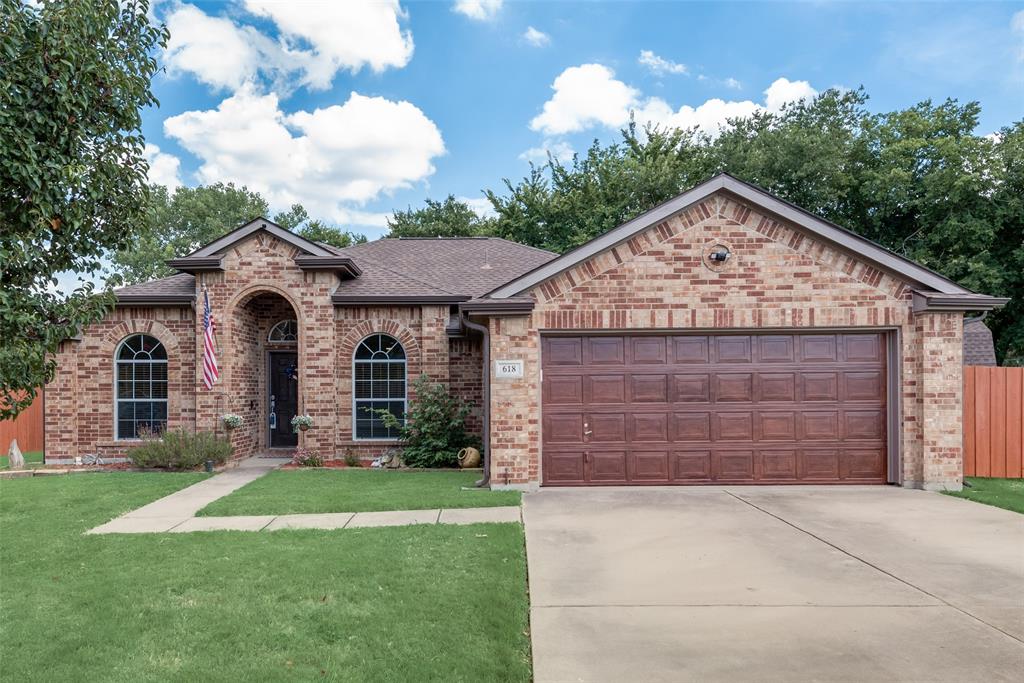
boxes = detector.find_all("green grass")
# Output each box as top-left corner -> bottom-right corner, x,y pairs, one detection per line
0,473 -> 531,682
1,449 -> 43,468
944,477 -> 1024,514
198,469 -> 521,517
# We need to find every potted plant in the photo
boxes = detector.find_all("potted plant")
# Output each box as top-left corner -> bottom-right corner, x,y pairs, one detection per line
291,414 -> 313,432
222,413 -> 243,430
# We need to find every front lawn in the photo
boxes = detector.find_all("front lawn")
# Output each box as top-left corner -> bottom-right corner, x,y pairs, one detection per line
944,477 -> 1024,514
198,468 -> 521,517
1,449 -> 43,468
0,473 -> 531,682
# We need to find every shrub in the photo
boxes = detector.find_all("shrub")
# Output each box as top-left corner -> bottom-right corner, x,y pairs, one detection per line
128,430 -> 232,470
376,374 -> 479,468
343,448 -> 360,467
291,448 -> 324,467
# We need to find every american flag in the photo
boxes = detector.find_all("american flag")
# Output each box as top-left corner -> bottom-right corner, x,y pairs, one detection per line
202,289 -> 219,390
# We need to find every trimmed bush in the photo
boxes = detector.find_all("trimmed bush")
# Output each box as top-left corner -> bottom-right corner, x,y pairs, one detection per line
127,430 -> 232,470
376,374 -> 479,468
291,448 -> 324,467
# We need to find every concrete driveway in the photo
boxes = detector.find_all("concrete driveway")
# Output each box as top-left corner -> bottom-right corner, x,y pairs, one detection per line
524,486 -> 1024,682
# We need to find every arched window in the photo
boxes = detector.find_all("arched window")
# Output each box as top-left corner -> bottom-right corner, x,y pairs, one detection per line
268,319 -> 298,343
115,334 -> 168,439
353,334 -> 406,440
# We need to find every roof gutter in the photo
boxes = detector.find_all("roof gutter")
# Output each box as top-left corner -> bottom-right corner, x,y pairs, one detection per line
911,291 -> 1010,314
115,294 -> 195,307
461,313 -> 490,488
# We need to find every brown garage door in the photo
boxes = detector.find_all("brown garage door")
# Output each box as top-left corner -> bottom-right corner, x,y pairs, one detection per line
541,332 -> 887,485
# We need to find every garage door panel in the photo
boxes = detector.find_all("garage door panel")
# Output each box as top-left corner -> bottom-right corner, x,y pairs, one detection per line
802,373 -> 839,401
673,412 -> 711,442
542,332 -> 887,485
802,449 -> 841,479
544,414 -> 584,443
590,451 -> 628,482
844,410 -> 885,440
630,413 -> 669,442
673,336 -> 709,363
586,337 -> 625,365
586,375 -> 626,404
631,451 -> 670,481
544,452 -> 585,483
631,337 -> 667,364
673,374 -> 710,402
843,371 -> 884,401
545,376 -> 583,405
672,451 -> 713,480
761,450 -> 798,479
588,414 -> 626,443
715,373 -> 754,402
757,335 -> 796,363
759,373 -> 797,402
759,412 -> 797,441
841,449 -> 885,479
716,451 -> 755,480
714,412 -> 753,440
631,375 -> 668,402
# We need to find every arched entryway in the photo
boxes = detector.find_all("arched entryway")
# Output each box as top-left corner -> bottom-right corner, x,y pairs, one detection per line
230,289 -> 301,456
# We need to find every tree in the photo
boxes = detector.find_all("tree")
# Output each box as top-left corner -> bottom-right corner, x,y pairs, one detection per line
297,220 -> 367,249
387,195 -> 494,238
0,0 -> 167,418
112,183 -> 270,284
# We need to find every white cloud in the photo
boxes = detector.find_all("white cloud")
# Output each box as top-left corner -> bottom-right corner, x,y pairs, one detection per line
244,0 -> 414,87
523,26 -> 550,47
519,139 -> 575,164
453,0 -> 502,21
763,77 -> 817,111
530,64 -> 640,136
162,1 -> 413,93
144,143 -> 183,190
458,196 -> 496,218
724,77 -> 742,89
638,50 -> 687,75
531,65 -> 818,137
163,86 -> 445,221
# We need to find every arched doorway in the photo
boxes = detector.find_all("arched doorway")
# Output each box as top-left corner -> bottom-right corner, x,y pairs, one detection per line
230,290 -> 300,455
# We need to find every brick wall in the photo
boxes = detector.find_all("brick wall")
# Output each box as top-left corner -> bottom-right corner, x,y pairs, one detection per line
44,307 -> 196,462
487,192 -> 955,489
916,312 -> 964,490
449,336 -> 484,438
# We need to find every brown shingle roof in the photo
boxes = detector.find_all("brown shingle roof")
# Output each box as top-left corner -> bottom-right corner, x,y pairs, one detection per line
114,273 -> 196,304
331,237 -> 556,300
963,317 -> 997,366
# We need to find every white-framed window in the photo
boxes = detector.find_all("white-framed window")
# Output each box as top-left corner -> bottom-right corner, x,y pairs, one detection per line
115,334 -> 168,439
353,334 -> 406,440
268,319 -> 298,343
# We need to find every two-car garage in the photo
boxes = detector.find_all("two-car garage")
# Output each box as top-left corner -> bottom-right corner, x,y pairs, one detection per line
540,332 -> 890,485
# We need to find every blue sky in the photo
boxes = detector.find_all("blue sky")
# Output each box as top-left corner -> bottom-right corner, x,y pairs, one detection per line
143,1 -> 1024,239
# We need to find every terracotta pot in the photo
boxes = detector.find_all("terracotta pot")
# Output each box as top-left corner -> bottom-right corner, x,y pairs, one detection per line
457,447 -> 481,469
298,424 -> 309,432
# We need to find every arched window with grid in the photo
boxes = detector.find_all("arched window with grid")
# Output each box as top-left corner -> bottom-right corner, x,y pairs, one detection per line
115,334 -> 168,439
353,334 -> 406,440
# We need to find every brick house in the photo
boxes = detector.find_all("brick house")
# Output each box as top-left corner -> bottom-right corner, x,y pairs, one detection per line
45,175 -> 1006,491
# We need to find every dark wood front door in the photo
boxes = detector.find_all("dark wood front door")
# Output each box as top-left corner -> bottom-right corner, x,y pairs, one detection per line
541,332 -> 888,486
269,351 -> 298,448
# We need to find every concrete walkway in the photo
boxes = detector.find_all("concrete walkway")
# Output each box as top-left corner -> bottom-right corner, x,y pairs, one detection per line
86,457 -> 521,534
525,486 -> 1024,683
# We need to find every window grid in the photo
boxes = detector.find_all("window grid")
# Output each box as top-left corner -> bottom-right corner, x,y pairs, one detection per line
268,319 -> 298,343
353,334 -> 407,440
115,335 -> 168,439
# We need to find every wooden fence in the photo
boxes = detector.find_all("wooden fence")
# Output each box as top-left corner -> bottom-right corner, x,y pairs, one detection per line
0,393 -> 45,454
964,366 -> 1024,478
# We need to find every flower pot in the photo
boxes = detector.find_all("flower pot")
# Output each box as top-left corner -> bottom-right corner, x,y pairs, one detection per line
298,424 -> 309,432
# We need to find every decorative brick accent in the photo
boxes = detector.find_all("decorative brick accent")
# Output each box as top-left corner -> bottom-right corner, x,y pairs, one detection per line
487,191 -> 954,489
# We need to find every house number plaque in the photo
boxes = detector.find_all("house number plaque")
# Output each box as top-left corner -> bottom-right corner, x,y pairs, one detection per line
494,360 -> 524,379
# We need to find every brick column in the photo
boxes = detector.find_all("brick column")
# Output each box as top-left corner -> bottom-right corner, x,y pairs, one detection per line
915,312 -> 964,491
488,315 -> 539,489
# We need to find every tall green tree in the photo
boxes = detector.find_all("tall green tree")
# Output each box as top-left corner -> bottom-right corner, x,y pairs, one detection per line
112,183 -> 271,284
297,220 -> 367,249
387,195 -> 494,238
0,0 -> 167,418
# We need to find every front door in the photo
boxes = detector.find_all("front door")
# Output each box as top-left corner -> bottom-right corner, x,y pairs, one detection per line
269,351 -> 299,448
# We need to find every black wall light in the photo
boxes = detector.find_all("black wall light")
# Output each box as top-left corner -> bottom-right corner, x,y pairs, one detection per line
709,246 -> 731,262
